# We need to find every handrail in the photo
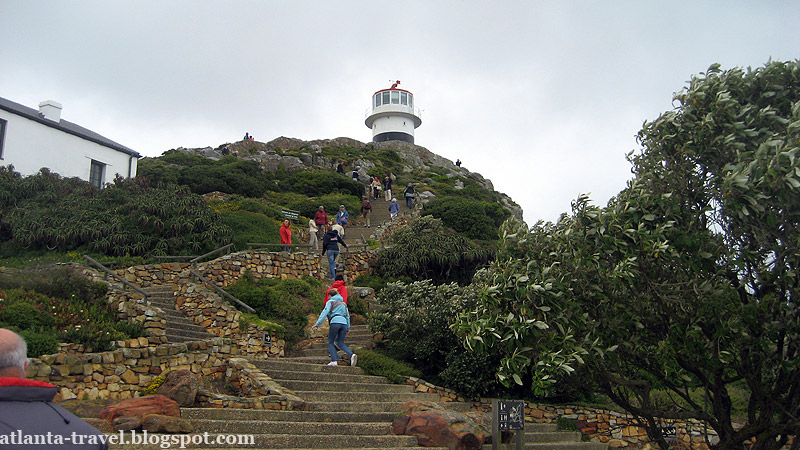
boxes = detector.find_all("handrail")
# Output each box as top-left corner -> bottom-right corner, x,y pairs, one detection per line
189,269 -> 256,313
189,243 -> 234,264
246,242 -> 368,251
83,255 -> 150,305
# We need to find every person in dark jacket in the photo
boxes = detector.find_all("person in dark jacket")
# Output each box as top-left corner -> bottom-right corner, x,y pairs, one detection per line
321,228 -> 348,280
0,328 -> 109,449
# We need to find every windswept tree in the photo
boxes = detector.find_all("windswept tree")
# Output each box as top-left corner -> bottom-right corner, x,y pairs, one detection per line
455,60 -> 800,449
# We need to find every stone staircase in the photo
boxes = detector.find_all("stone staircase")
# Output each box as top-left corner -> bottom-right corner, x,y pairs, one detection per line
146,284 -> 216,343
117,324 -> 601,450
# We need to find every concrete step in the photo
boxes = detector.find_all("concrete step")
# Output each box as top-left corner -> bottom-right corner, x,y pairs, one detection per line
264,369 -> 389,384
293,390 -> 440,403
305,401 -> 412,413
105,433 -> 430,449
275,379 -> 413,394
252,358 -> 363,375
181,408 -> 400,423
525,443 -> 607,450
186,419 -> 393,435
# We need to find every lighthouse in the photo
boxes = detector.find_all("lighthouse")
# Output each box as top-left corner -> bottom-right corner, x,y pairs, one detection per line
365,80 -> 422,144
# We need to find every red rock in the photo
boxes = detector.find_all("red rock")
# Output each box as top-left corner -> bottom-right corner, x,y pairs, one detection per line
392,401 -> 487,450
99,395 -> 180,424
157,369 -> 201,407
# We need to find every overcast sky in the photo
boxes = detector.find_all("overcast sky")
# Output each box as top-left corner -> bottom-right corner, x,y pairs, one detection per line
2,1 -> 798,225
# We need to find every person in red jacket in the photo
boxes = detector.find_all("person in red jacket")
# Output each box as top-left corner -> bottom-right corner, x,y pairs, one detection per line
325,274 -> 348,305
313,206 -> 328,241
279,219 -> 292,252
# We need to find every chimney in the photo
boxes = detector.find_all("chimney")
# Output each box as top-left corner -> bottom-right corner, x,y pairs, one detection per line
38,100 -> 63,122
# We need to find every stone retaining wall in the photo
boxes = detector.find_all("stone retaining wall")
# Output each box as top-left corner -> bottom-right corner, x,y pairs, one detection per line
406,377 -> 718,450
27,339 -> 299,410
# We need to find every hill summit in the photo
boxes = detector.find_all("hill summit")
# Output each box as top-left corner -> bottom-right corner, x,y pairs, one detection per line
171,137 -> 524,222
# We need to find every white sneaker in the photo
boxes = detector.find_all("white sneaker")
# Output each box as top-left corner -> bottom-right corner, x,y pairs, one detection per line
350,353 -> 357,367
327,361 -> 338,367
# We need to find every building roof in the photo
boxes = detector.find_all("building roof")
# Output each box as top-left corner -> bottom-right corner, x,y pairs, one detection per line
0,96 -> 140,158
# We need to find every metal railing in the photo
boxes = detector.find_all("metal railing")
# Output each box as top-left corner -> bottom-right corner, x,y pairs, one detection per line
83,255 -> 151,305
189,269 -> 256,313
189,243 -> 234,265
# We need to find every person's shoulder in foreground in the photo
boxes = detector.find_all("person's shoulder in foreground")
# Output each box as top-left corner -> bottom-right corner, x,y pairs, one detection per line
0,328 -> 109,449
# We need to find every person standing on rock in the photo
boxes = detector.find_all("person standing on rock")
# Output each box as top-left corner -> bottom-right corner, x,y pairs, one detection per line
279,219 -> 292,252
0,328 -> 109,449
336,161 -> 345,174
352,165 -> 360,181
313,206 -> 328,242
389,197 -> 400,220
308,218 -> 319,252
322,227 -> 348,280
312,289 -> 356,367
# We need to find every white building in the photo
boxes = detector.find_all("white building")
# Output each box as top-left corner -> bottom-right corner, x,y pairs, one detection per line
365,81 -> 422,144
0,96 -> 140,188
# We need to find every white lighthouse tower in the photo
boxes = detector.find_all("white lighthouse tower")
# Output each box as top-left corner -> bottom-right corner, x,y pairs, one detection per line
365,80 -> 422,144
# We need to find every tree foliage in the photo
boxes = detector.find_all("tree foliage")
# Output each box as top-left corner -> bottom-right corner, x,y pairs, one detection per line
455,61 -> 800,450
368,280 -> 501,398
376,216 -> 494,284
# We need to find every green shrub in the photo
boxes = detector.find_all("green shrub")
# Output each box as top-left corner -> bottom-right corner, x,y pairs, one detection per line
438,350 -> 501,400
226,272 -> 316,347
377,216 -> 493,284
369,280 -> 477,387
219,210 -> 280,250
422,196 -> 509,240
0,297 -> 55,330
19,329 -> 59,357
357,349 -> 422,384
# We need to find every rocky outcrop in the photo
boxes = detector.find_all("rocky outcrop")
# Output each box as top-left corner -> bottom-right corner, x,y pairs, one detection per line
171,136 -> 525,223
156,369 -> 201,407
392,400 -> 490,450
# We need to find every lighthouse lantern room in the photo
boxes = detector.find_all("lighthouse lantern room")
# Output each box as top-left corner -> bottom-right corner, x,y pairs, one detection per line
365,80 -> 422,144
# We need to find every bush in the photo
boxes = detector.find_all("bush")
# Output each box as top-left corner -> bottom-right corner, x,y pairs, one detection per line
356,349 -> 422,384
377,216 -> 493,284
438,351 -> 501,400
369,280 -> 477,389
226,272 -> 316,348
280,171 -> 364,198
0,298 -> 55,330
422,196 -> 509,240
219,210 -> 280,250
19,329 -> 59,357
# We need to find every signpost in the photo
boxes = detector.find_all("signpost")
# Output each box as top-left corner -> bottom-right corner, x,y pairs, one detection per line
281,209 -> 300,220
492,399 -> 525,450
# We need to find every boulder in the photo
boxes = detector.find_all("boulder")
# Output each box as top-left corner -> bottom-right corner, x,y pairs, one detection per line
142,414 -> 193,433
157,369 -> 201,407
112,416 -> 141,432
99,395 -> 180,424
392,401 -> 489,450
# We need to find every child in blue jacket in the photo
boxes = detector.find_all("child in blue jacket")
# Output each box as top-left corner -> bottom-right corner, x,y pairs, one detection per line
312,289 -> 356,366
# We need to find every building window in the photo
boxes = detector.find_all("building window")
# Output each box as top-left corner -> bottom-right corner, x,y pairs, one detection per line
382,91 -> 390,105
0,118 -> 6,159
409,94 -> 413,109
391,91 -> 399,104
401,92 -> 408,105
89,159 -> 106,188
375,94 -> 381,108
